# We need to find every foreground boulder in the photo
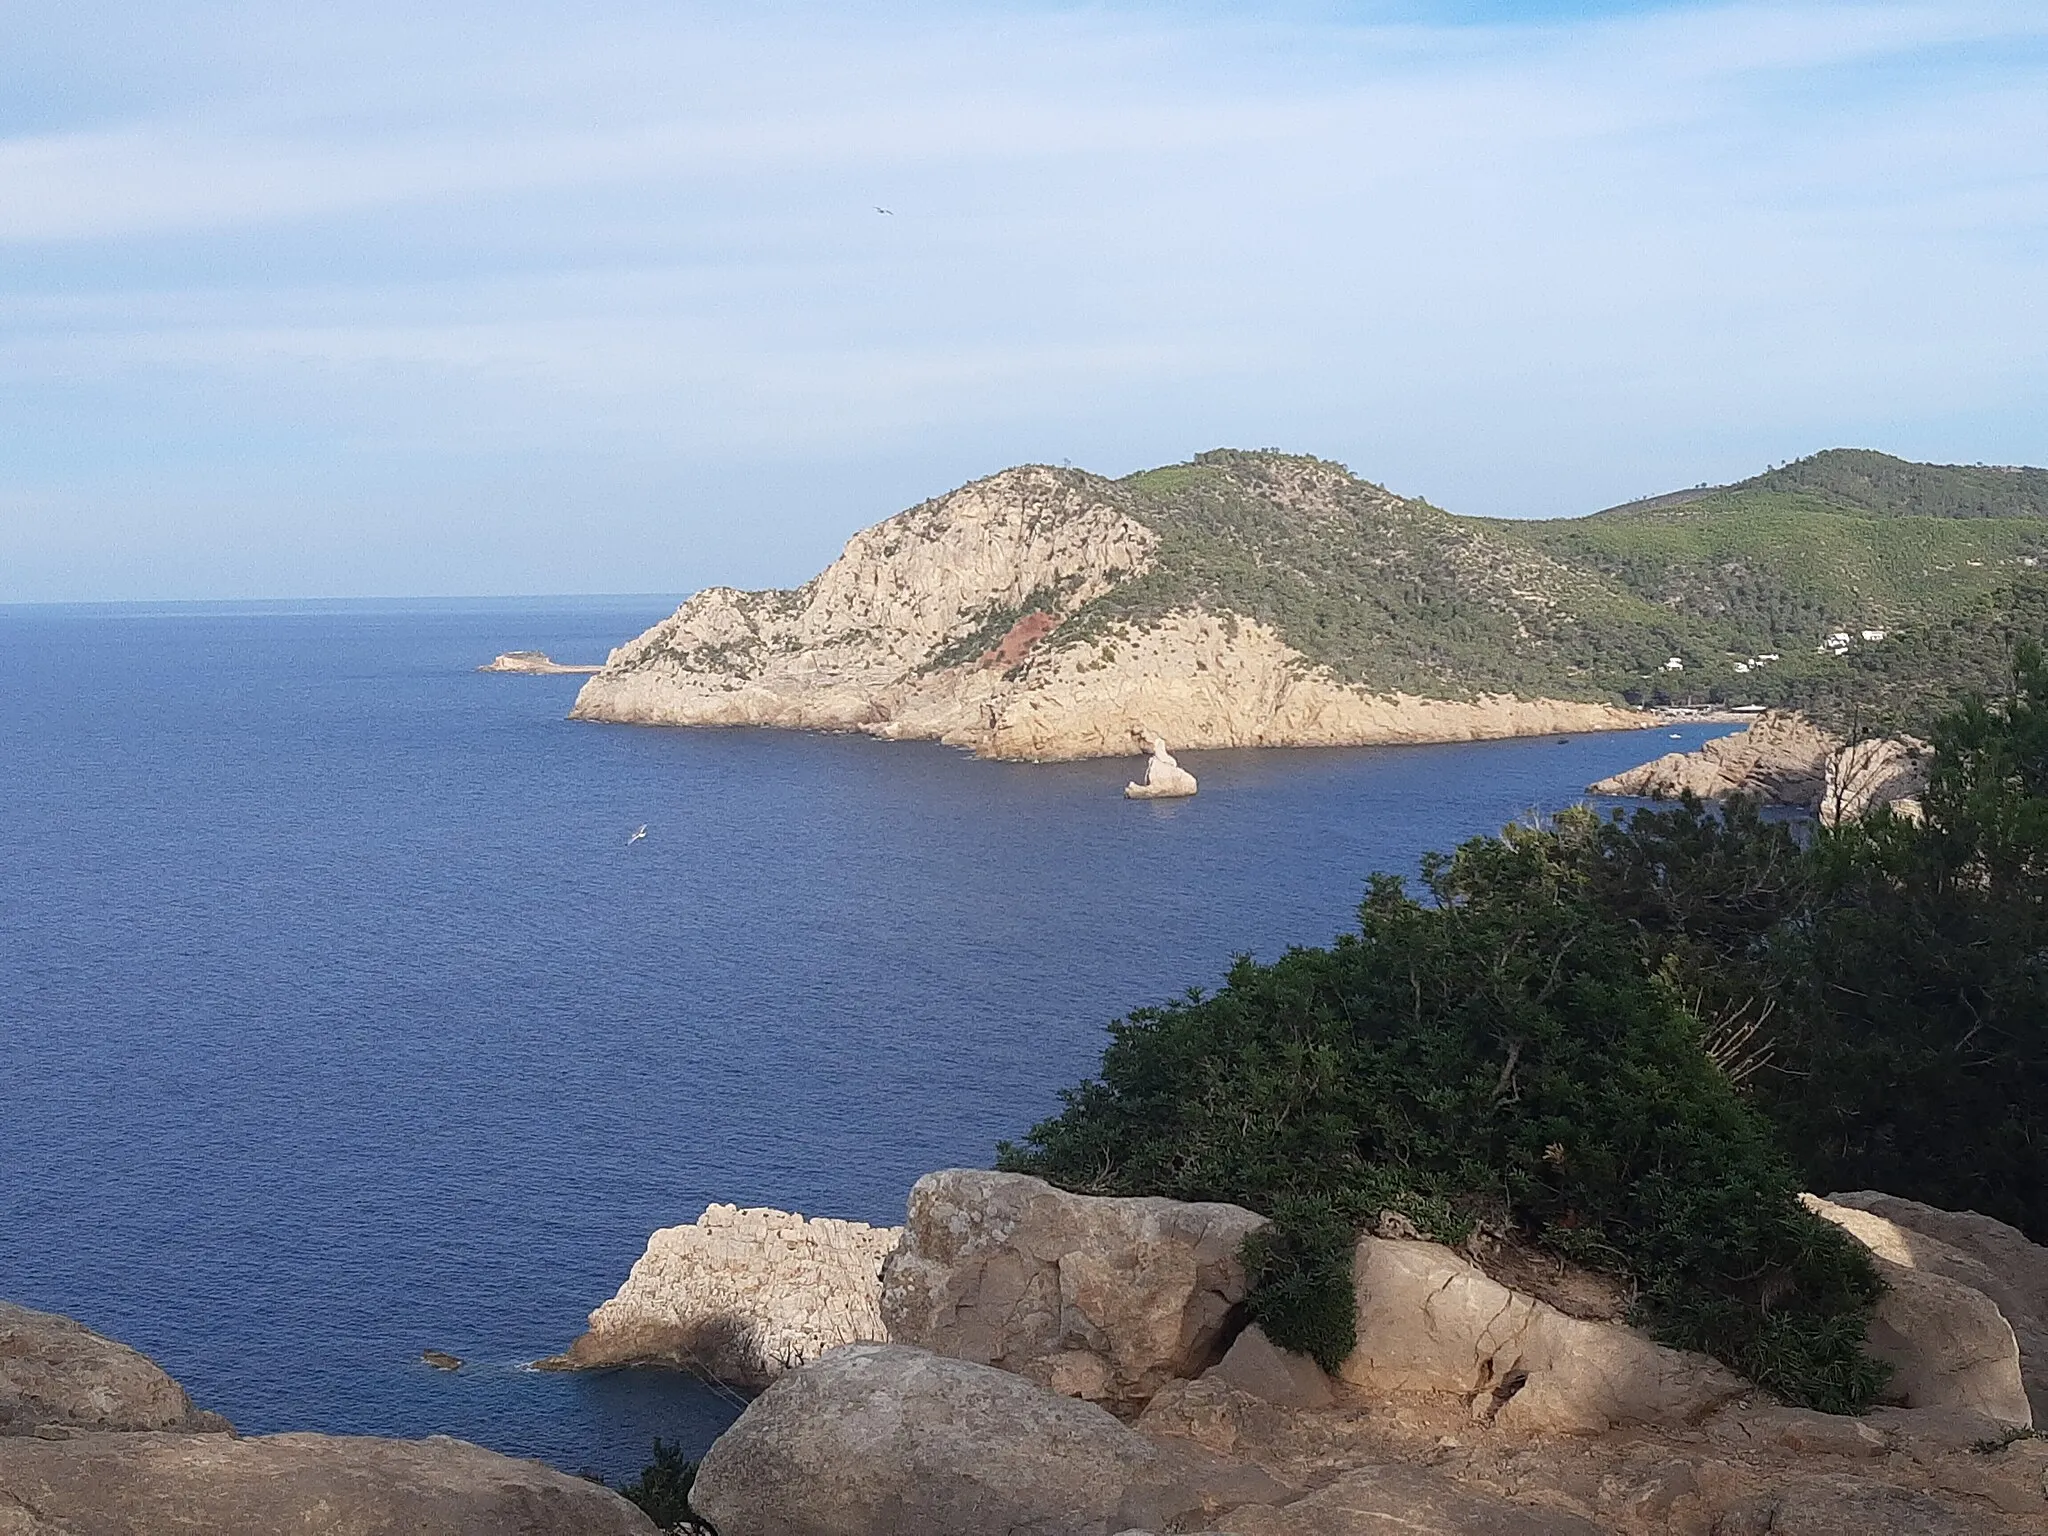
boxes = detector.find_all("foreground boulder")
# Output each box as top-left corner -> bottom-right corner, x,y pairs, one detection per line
543,1204 -> 900,1386
0,1431 -> 656,1535
1823,1190 -> 2048,1422
0,1303 -> 220,1437
692,1342 -> 1286,1536
1338,1236 -> 1748,1433
880,1170 -> 1268,1410
1803,1194 -> 2033,1425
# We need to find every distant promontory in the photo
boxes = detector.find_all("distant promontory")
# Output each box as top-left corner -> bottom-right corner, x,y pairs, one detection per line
570,448 -> 2048,760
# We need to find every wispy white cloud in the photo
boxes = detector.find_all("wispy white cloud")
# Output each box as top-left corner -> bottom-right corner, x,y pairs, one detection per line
1,0 -> 2045,599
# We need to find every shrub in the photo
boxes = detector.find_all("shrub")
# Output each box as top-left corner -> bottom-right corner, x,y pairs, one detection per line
616,1440 -> 715,1534
1755,646 -> 2048,1238
1532,648 -> 2048,1244
1001,828 -> 1887,1412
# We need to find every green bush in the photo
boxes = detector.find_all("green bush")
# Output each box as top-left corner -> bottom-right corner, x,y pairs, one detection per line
1001,828 -> 1886,1412
616,1440 -> 714,1534
1521,647 -> 2048,1245
1755,647 -> 2048,1237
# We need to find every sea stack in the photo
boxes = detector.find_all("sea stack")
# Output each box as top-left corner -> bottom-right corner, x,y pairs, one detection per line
1124,738 -> 1198,800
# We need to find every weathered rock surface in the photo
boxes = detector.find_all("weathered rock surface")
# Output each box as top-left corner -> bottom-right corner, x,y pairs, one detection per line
1709,1474 -> 1991,1536
1824,1190 -> 2048,1422
691,1342 -> 1284,1536
1203,1326 -> 1335,1410
1590,712 -> 1835,805
1125,737 -> 1199,799
544,1204 -> 900,1386
1708,1403 -> 1891,1458
1338,1236 -> 1748,1433
0,1430 -> 657,1535
880,1170 -> 1268,1410
1589,712 -> 1929,823
1820,736 -> 1929,824
1140,1368 -> 2048,1535
1211,1464 -> 1605,1535
570,466 -> 1646,761
0,1303 -> 215,1438
1803,1194 -> 2033,1424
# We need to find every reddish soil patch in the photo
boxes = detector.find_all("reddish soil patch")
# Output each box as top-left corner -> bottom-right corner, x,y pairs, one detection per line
984,610 -> 1061,666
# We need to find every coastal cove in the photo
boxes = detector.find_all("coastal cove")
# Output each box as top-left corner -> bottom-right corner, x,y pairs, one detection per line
0,598 -> 1741,1481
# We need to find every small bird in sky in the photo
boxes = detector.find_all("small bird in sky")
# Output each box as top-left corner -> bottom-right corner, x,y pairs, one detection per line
627,824 -> 647,845
875,206 -> 893,215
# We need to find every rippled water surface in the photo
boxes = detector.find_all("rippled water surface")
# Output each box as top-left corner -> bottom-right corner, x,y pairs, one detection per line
0,599 -> 1739,1478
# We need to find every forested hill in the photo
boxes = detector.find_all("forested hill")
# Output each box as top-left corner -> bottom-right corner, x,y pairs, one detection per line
1084,448 -> 2048,735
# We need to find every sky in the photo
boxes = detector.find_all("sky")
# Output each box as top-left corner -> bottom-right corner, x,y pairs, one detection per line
2,1 -> 2046,602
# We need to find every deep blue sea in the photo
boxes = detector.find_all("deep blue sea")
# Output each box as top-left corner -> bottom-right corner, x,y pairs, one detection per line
0,598 -> 1740,1479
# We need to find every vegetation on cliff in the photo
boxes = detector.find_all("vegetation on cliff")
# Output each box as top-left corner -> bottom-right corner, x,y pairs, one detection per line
1005,645 -> 2048,1413
584,445 -> 2047,750
1047,446 -> 2048,733
1000,827 -> 1889,1411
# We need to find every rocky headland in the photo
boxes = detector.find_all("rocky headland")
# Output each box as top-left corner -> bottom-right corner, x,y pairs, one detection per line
1589,711 -> 1930,824
568,459 -> 1649,762
568,447 -> 2048,765
549,1169 -> 2048,1535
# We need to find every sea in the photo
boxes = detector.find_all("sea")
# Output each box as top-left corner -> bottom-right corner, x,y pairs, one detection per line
0,597 -> 1741,1481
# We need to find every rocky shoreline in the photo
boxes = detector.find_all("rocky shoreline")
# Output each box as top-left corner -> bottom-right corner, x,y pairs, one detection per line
0,1301 -> 655,1534
529,1169 -> 2048,1535
10,1168 -> 2047,1532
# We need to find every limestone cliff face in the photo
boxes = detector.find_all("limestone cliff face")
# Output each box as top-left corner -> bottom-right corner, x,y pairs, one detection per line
571,464 -> 1645,760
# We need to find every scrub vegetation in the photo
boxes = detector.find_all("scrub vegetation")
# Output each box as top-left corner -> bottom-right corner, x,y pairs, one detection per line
1045,447 -> 2048,735
1004,647 -> 2048,1415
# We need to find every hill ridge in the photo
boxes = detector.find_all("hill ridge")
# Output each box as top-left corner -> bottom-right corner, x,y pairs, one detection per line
571,447 -> 2048,755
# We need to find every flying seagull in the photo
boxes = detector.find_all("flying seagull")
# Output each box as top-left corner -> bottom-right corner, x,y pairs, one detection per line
875,206 -> 893,215
627,824 -> 647,845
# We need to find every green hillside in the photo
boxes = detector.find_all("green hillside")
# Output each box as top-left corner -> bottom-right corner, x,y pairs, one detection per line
1051,447 -> 2048,734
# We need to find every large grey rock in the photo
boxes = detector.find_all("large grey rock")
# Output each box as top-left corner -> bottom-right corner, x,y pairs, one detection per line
1211,1464 -> 1604,1535
692,1342 -> 1282,1536
0,1304 -> 216,1437
1825,1191 -> 2048,1422
1803,1195 -> 2032,1425
1339,1236 -> 1748,1433
880,1170 -> 1268,1410
543,1203 -> 900,1386
0,1430 -> 656,1535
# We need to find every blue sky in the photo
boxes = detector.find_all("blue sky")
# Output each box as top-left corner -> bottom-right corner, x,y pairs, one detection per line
3,1 -> 2045,601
